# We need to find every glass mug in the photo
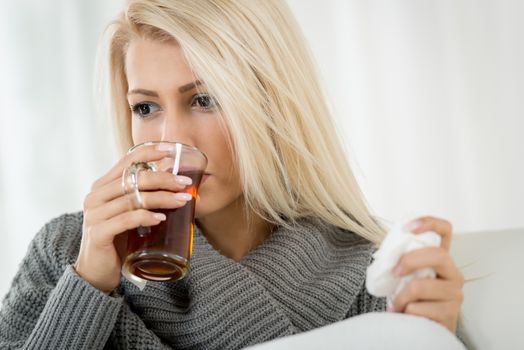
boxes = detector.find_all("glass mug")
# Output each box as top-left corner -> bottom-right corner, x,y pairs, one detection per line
121,141 -> 208,282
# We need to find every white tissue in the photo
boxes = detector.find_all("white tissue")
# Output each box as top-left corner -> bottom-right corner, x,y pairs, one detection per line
366,223 -> 441,308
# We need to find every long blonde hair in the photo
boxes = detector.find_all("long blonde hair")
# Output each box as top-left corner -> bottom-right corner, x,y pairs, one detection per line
98,0 -> 386,245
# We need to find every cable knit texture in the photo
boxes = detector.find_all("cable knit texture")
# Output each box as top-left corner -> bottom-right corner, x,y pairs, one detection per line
2,211 -> 436,349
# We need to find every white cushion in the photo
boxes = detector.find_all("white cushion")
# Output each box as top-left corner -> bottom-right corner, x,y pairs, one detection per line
450,227 -> 524,349
247,312 -> 465,350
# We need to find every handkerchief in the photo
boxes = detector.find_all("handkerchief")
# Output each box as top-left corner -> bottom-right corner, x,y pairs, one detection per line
366,223 -> 441,308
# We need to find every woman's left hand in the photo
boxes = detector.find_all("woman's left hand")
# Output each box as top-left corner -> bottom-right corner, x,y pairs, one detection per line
389,216 -> 464,333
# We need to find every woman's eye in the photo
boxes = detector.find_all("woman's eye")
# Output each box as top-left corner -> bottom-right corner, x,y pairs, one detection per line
191,93 -> 219,111
131,102 -> 160,119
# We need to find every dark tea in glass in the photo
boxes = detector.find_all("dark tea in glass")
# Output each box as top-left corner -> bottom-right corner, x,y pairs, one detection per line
124,170 -> 203,281
121,141 -> 208,282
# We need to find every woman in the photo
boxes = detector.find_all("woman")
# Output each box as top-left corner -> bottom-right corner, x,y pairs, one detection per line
0,0 -> 466,349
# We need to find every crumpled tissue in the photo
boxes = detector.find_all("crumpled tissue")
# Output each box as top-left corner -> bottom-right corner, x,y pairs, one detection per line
366,223 -> 441,308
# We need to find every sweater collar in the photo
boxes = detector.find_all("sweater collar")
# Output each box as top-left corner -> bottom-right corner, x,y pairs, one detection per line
192,217 -> 376,330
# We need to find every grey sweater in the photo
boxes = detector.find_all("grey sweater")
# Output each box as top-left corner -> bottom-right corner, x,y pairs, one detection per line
1,211 -> 440,349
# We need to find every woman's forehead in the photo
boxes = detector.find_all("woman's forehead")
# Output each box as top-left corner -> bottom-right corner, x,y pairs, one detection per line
125,38 -> 197,93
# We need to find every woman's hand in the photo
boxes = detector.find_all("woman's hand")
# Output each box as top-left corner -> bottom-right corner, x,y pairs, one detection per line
74,144 -> 193,294
389,216 -> 464,333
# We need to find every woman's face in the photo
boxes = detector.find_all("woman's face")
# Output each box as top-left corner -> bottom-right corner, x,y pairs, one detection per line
125,38 -> 242,218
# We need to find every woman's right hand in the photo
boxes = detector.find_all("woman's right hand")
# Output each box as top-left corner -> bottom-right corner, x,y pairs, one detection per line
74,144 -> 193,294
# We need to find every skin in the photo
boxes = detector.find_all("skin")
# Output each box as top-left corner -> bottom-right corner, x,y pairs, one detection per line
75,38 -> 463,333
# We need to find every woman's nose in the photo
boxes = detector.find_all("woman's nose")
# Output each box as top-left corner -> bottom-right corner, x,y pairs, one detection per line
159,113 -> 194,146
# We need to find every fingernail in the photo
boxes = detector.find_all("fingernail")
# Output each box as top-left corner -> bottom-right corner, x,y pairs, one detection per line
153,213 -> 166,221
174,192 -> 192,201
175,175 -> 192,185
387,305 -> 395,312
156,143 -> 175,151
392,265 -> 403,276
403,219 -> 422,232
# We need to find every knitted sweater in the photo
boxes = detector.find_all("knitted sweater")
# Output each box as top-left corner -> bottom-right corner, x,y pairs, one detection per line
0,211 -> 447,349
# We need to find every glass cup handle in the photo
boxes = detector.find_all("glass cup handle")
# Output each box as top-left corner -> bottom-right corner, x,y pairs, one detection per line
122,162 -> 153,236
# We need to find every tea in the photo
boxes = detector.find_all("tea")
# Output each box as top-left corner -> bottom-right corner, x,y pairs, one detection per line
123,169 -> 204,281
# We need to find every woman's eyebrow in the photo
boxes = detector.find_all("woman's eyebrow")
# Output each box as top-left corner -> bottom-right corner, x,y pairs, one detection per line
178,80 -> 202,93
127,80 -> 203,97
127,89 -> 158,97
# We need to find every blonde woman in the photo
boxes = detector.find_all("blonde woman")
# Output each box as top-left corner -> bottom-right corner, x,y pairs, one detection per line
0,1 -> 468,349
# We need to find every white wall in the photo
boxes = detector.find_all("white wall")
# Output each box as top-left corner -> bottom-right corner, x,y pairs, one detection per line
1,0 -> 523,300
0,0 -> 122,299
287,0 -> 524,233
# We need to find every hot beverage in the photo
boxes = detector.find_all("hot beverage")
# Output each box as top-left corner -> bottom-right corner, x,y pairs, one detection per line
123,169 -> 203,281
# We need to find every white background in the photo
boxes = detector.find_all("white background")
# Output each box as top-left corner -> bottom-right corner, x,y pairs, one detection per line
1,0 -> 523,300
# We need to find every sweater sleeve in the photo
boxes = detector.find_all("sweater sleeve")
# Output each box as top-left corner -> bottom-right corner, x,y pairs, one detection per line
345,280 -> 387,318
0,217 -> 123,349
0,213 -> 177,350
